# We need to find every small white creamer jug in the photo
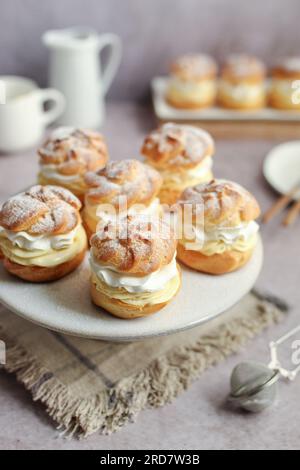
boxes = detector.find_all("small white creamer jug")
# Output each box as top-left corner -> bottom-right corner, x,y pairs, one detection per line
43,27 -> 122,128
0,76 -> 65,153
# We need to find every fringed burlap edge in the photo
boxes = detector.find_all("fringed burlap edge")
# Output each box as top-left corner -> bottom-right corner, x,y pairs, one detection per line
0,290 -> 288,438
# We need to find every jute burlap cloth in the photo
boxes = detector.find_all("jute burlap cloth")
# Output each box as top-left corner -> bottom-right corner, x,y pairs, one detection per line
0,290 -> 288,438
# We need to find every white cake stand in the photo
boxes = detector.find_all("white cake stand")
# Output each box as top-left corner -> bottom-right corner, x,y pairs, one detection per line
0,236 -> 263,342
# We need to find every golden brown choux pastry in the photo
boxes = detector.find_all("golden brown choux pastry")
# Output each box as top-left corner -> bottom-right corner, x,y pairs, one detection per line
82,159 -> 163,239
218,54 -> 266,110
37,127 -> 109,202
269,57 -> 300,110
89,214 -> 181,318
176,179 -> 260,274
166,53 -> 218,109
0,185 -> 87,282
141,123 -> 214,205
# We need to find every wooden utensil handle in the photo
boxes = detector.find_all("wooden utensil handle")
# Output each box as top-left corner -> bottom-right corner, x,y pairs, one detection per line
263,192 -> 295,223
282,199 -> 300,226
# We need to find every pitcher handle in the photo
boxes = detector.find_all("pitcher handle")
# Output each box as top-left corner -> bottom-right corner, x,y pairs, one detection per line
98,33 -> 122,96
34,88 -> 66,126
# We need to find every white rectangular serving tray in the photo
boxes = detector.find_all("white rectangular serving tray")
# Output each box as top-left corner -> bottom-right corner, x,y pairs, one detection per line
152,77 -> 300,123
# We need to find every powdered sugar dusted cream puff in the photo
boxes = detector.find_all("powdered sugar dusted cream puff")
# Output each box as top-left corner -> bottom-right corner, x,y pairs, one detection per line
166,54 -> 217,109
0,185 -> 87,282
90,214 -> 181,318
38,127 -> 109,202
176,179 -> 260,274
218,55 -> 266,110
269,57 -> 300,110
141,123 -> 214,205
82,159 -> 163,239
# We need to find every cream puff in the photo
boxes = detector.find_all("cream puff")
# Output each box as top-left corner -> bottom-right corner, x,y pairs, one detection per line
176,179 -> 260,274
166,53 -> 218,109
218,54 -> 266,110
269,57 -> 300,110
141,123 -> 214,205
38,127 -> 109,202
0,185 -> 87,282
82,159 -> 163,239
90,214 -> 181,318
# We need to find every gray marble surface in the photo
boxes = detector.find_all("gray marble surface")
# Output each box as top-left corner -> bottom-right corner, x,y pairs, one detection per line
1,0 -> 300,100
0,103 -> 300,449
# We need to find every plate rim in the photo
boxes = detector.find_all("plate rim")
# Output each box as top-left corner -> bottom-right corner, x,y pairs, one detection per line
0,237 -> 263,342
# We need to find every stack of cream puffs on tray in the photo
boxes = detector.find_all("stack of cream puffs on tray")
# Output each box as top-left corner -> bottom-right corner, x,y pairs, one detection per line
38,127 -> 109,202
165,53 -> 300,111
0,124 -> 261,320
141,123 -> 214,205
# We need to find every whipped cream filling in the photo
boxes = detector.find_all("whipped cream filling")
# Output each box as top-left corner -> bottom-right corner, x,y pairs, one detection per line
90,252 -> 178,293
98,197 -> 160,220
0,224 -> 80,251
85,198 -> 161,226
203,220 -> 259,243
162,156 -> 213,185
182,220 -> 259,250
219,80 -> 264,102
39,164 -> 81,183
184,156 -> 213,179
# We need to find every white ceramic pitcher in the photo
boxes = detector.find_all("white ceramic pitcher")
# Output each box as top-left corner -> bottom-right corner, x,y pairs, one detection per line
43,27 -> 122,128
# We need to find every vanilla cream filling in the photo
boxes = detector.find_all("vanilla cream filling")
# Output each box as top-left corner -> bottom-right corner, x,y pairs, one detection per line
219,80 -> 264,102
39,164 -> 82,183
180,220 -> 259,254
0,224 -> 87,267
84,197 -> 161,229
161,156 -> 213,188
0,224 -> 80,251
92,272 -> 180,307
168,77 -> 217,101
90,251 -> 178,294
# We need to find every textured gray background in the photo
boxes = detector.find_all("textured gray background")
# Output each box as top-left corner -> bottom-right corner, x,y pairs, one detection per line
1,0 -> 300,100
